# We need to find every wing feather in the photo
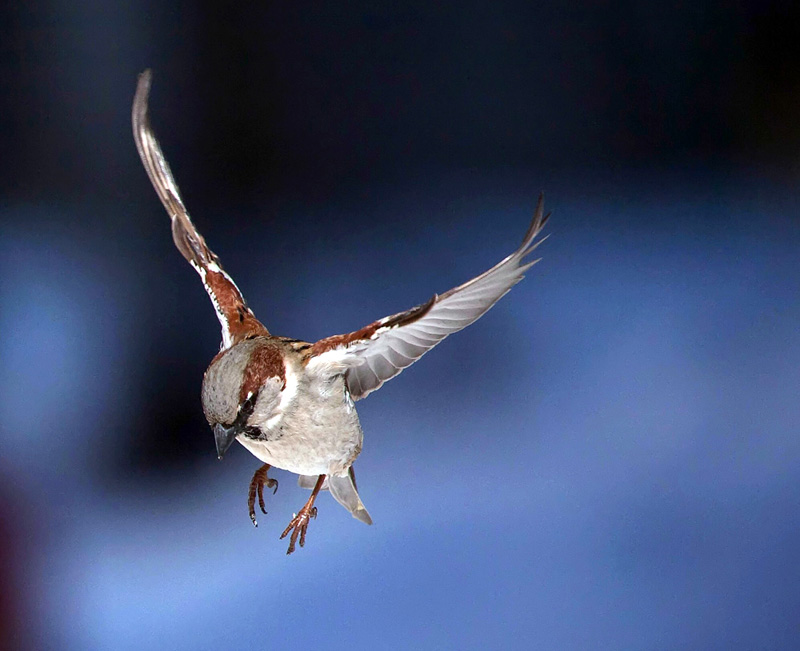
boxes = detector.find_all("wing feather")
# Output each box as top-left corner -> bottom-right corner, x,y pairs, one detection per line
308,196 -> 550,399
132,70 -> 268,348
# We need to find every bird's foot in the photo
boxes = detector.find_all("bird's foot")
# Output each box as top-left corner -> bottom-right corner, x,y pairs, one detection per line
248,464 -> 278,527
280,505 -> 318,554
280,474 -> 325,554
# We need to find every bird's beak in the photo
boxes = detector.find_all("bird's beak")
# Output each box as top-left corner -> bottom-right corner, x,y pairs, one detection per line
214,423 -> 238,459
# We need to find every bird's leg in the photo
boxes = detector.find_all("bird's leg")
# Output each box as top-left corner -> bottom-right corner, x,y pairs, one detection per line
247,464 -> 278,527
280,474 -> 325,555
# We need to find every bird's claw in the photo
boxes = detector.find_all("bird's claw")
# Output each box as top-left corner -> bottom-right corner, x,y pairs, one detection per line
248,464 -> 278,527
280,506 -> 318,554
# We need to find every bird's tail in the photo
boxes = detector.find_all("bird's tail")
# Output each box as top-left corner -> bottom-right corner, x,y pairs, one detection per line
298,467 -> 373,525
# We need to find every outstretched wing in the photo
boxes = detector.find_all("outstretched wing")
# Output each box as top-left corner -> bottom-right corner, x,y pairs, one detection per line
307,197 -> 550,399
132,69 -> 268,349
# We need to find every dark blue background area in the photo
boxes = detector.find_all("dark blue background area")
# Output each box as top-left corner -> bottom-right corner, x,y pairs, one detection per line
1,3 -> 799,649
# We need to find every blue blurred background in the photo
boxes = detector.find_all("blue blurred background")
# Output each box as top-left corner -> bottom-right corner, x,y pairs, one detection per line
1,2 -> 799,649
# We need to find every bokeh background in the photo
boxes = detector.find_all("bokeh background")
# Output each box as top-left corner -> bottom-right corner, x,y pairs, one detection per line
1,2 -> 799,649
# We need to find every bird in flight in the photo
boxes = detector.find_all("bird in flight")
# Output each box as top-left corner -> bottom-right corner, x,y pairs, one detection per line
132,70 -> 550,554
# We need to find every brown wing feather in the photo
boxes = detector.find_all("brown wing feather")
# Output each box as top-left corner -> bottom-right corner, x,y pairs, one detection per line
132,70 -> 268,348
310,295 -> 436,357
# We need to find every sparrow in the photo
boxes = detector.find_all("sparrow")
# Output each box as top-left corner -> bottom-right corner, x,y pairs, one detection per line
131,70 -> 550,554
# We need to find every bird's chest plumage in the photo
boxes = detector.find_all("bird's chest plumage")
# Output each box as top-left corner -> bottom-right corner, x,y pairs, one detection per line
240,371 -> 364,476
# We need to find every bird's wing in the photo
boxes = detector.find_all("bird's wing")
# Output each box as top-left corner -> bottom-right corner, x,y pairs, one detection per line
306,196 -> 550,399
132,70 -> 268,349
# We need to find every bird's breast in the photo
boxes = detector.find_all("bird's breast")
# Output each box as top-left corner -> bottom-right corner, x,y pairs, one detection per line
240,373 -> 364,476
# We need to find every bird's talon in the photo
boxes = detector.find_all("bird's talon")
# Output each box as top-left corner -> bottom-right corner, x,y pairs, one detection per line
280,486 -> 323,555
247,464 -> 276,526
